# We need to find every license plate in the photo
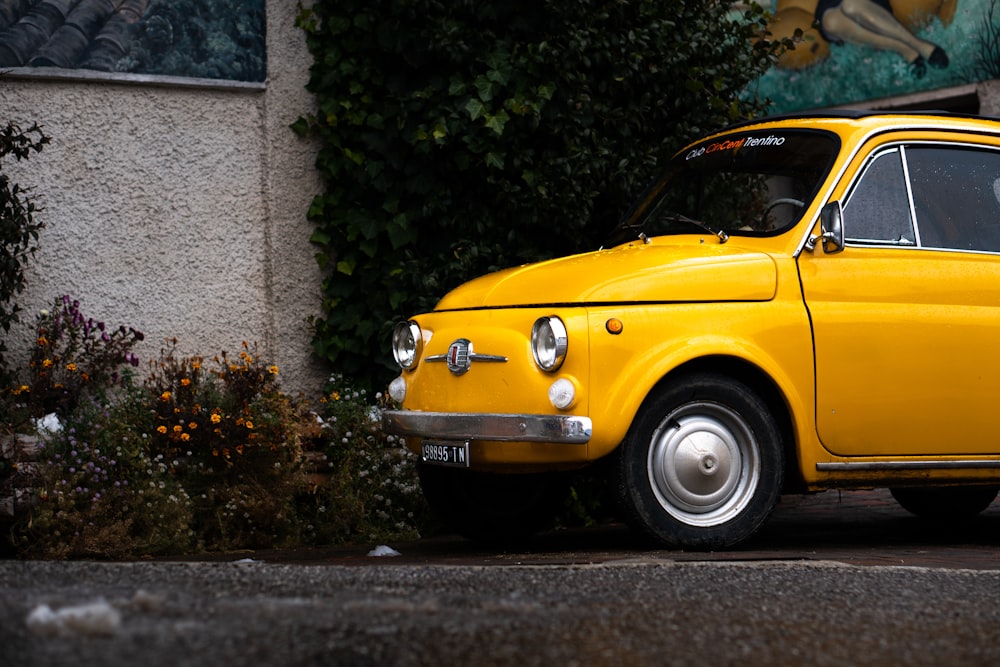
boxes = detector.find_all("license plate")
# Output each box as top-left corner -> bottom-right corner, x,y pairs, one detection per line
421,440 -> 470,468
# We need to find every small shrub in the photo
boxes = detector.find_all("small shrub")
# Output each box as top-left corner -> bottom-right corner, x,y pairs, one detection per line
297,373 -> 428,544
0,121 -> 49,384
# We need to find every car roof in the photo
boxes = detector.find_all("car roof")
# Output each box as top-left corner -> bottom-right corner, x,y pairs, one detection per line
720,109 -> 1000,134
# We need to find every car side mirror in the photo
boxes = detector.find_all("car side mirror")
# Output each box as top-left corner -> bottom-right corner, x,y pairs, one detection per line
816,201 -> 845,254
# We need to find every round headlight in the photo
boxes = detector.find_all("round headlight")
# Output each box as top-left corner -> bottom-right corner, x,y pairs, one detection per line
392,320 -> 422,370
531,316 -> 568,371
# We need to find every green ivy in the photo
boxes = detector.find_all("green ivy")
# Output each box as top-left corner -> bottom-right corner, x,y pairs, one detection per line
295,1 -> 788,392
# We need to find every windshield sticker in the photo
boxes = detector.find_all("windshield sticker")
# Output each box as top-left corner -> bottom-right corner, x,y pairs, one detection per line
686,134 -> 786,161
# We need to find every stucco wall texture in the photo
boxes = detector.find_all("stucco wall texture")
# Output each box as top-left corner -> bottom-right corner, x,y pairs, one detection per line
1,0 -> 328,397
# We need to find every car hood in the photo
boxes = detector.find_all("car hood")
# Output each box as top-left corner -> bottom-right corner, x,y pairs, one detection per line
435,240 -> 778,310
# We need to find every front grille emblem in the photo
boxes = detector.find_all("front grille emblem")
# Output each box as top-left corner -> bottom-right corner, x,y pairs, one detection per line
447,339 -> 472,375
426,338 -> 507,376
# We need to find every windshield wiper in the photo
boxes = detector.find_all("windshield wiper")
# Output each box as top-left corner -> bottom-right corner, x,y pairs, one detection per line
660,213 -> 729,243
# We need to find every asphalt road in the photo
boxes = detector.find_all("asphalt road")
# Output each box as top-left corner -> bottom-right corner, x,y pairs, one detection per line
2,489 -> 999,667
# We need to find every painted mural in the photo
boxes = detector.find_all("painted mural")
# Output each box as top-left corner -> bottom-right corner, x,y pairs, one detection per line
0,0 -> 265,83
753,0 -> 1000,111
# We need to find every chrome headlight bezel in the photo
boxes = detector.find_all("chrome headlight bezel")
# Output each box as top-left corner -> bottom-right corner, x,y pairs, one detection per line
392,320 -> 422,370
531,316 -> 568,372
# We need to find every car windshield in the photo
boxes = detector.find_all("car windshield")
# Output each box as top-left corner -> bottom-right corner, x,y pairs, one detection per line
613,128 -> 840,244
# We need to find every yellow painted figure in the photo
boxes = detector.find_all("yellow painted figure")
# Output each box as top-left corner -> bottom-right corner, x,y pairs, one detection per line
770,0 -> 957,73
385,112 -> 1000,550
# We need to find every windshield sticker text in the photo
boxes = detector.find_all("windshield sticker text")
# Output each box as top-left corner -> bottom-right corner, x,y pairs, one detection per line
686,134 -> 786,161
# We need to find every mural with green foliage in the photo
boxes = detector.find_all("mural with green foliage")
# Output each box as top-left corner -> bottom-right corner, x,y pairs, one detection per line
755,0 -> 1000,112
294,0 -> 791,392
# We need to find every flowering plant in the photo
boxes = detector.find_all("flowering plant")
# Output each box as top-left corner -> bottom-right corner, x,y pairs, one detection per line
16,295 -> 143,418
15,385 -> 195,559
147,340 -> 297,474
145,340 -> 305,549
297,373 -> 428,543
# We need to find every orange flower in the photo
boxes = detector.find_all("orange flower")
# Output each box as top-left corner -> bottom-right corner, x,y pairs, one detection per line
188,422 -> 198,430
235,445 -> 244,455
180,433 -> 190,442
173,425 -> 183,433
157,426 -> 168,434
37,337 -> 48,346
42,359 -> 53,369
160,391 -> 172,401
211,413 -> 221,424
180,378 -> 191,387
65,363 -> 77,372
244,421 -> 254,430
268,365 -> 279,375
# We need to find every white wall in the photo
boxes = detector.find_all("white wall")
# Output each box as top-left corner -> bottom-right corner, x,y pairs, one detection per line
1,0 -> 327,396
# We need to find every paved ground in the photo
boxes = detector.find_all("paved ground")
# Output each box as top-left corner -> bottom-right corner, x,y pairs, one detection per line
3,488 -> 999,666
223,488 -> 1000,570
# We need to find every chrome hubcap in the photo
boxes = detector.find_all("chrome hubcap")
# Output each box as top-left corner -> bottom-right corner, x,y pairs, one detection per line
647,401 -> 760,527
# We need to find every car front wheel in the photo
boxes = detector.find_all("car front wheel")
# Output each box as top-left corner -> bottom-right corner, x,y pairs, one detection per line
614,374 -> 784,550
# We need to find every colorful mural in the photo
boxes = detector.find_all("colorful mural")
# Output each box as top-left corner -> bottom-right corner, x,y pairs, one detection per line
0,0 -> 265,83
753,0 -> 1000,111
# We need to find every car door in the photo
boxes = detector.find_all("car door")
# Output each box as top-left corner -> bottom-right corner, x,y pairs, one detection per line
798,137 -> 1000,457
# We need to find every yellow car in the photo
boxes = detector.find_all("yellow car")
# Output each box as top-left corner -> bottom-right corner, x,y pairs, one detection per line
383,111 -> 1000,549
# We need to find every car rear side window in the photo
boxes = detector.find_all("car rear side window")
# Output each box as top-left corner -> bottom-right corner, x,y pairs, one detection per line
905,146 -> 1000,253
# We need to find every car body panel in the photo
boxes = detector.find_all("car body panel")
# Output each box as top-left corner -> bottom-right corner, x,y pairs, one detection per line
434,242 -> 778,310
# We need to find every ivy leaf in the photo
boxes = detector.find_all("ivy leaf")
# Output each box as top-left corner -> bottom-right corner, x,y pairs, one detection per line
465,98 -> 486,121
485,152 -> 504,169
484,109 -> 509,135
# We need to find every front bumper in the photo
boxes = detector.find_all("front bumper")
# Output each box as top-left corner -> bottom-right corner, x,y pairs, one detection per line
382,410 -> 592,444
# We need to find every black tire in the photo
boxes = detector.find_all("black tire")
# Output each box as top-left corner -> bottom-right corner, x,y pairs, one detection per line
890,486 -> 999,520
417,464 -> 570,543
614,373 -> 784,550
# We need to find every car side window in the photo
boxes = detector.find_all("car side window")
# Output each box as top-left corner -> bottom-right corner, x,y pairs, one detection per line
905,146 -> 1000,252
842,148 -> 915,245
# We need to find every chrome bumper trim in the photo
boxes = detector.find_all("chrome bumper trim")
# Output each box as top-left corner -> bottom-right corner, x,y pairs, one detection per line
382,410 -> 592,444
